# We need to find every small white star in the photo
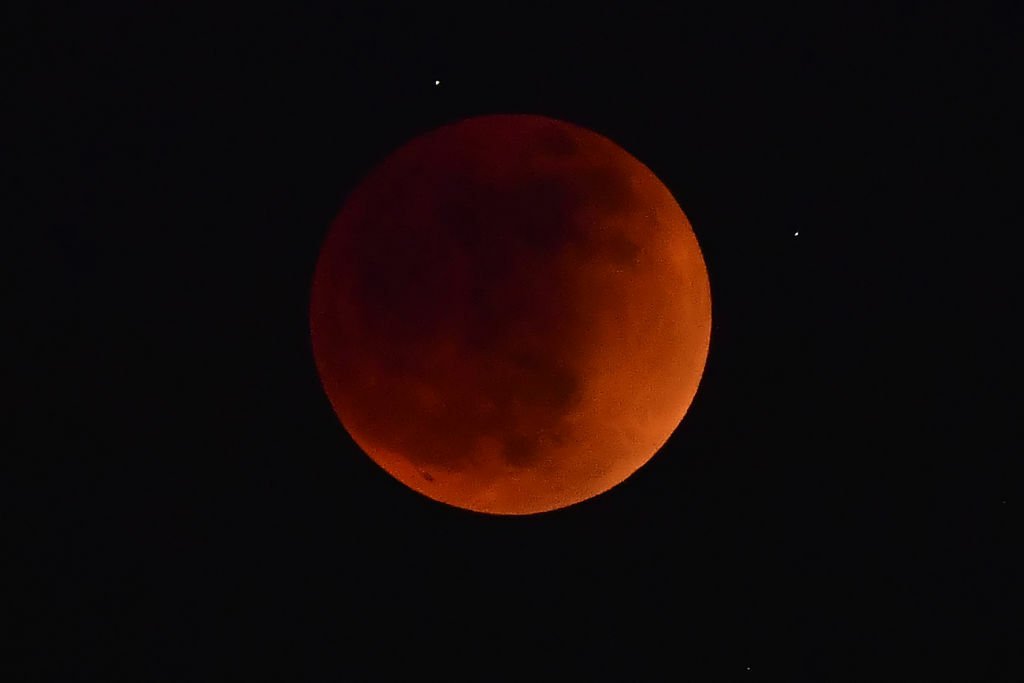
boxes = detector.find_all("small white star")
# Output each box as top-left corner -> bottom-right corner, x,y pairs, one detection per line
794,231 -> 799,236
434,80 -> 440,86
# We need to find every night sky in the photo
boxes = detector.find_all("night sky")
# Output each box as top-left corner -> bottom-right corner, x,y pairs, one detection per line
10,3 -> 1015,680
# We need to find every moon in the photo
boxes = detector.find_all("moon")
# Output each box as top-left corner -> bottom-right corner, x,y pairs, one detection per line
310,114 -> 711,515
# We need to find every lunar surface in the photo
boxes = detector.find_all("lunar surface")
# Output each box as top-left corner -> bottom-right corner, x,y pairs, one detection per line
310,114 -> 711,514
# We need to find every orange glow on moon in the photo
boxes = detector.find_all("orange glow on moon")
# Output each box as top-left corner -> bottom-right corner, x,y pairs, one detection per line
310,114 -> 711,515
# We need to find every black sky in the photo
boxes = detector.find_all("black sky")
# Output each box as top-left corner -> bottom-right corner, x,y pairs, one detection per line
9,3 -> 1017,680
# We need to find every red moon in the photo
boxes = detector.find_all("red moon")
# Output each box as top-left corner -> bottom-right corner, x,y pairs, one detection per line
310,114 -> 711,515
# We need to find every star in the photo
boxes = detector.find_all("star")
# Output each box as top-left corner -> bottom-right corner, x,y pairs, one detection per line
794,231 -> 800,236
434,80 -> 440,86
